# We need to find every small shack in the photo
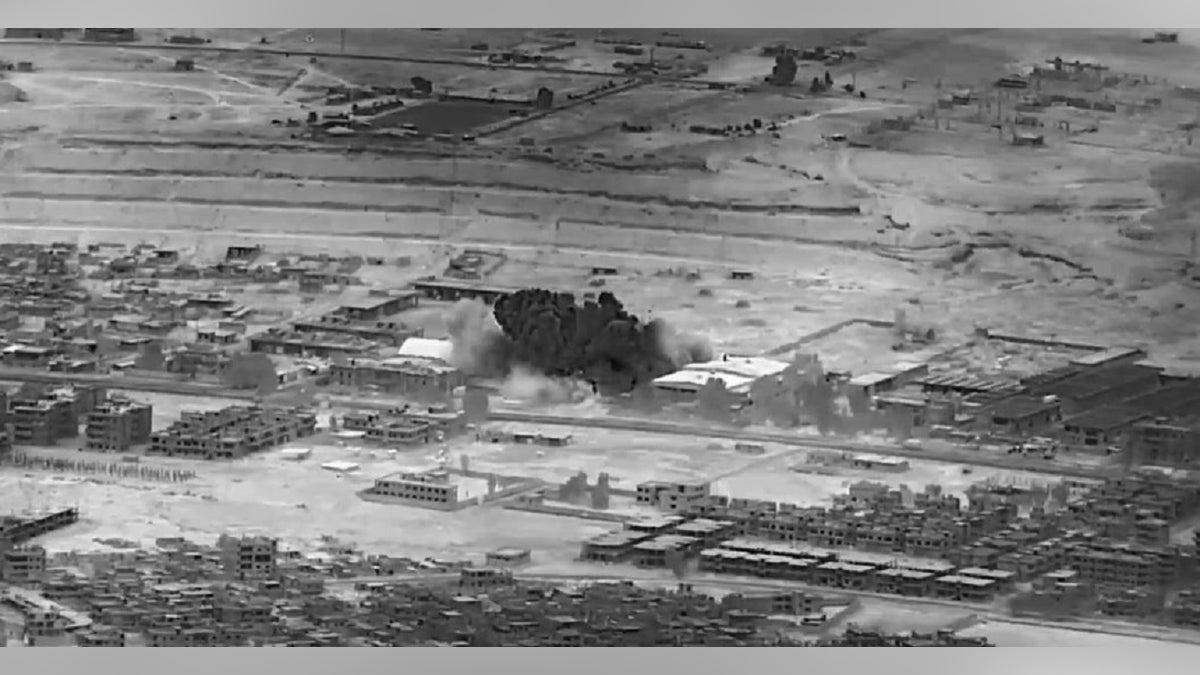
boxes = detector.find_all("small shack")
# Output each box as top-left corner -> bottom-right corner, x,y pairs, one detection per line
173,58 -> 196,72
1011,132 -> 1045,147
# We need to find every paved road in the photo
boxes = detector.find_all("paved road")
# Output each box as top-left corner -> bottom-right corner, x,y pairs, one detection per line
0,38 -> 734,89
0,367 -> 253,399
485,410 -> 1120,481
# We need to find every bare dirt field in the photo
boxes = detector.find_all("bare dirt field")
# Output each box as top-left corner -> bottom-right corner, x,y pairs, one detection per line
712,450 -> 1068,505
4,29 -> 1200,641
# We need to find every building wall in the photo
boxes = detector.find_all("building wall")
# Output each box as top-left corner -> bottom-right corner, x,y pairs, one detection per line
1128,422 -> 1200,467
331,361 -> 465,401
371,475 -> 459,507
1059,372 -> 1162,417
990,404 -> 1061,435
150,407 -> 316,459
84,402 -> 153,452
4,28 -> 66,39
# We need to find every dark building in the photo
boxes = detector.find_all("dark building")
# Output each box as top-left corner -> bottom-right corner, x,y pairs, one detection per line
4,28 -> 66,40
985,395 -> 1062,435
10,385 -> 106,446
336,292 -> 420,322
82,28 -> 137,43
1127,417 -> 1200,467
411,278 -> 516,304
248,329 -> 376,359
1029,364 -> 1162,417
225,245 -> 262,262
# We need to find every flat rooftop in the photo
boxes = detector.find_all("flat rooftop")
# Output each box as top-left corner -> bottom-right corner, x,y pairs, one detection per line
849,372 -> 896,387
626,515 -> 686,530
988,394 -> 1059,420
1063,405 -> 1150,432
1040,364 -> 1160,401
936,574 -> 997,587
586,531 -> 645,548
915,372 -> 1023,394
651,368 -> 756,393
633,535 -> 699,551
675,519 -> 733,534
1069,346 -> 1145,367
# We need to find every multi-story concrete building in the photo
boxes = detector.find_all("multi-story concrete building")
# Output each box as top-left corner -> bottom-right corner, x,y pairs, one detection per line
1127,416 -> 1200,467
291,314 -> 421,346
149,406 -> 317,460
248,329 -> 377,359
330,357 -> 465,401
0,509 -> 80,549
218,535 -> 278,580
84,396 -> 153,452
342,406 -> 467,444
364,469 -> 492,510
10,385 -> 106,446
0,544 -> 47,583
635,480 -> 713,513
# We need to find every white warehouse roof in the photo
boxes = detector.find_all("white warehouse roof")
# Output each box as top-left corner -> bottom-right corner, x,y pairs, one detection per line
652,355 -> 791,395
397,337 -> 455,363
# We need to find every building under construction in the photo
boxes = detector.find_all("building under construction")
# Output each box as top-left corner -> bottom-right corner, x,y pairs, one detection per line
149,406 -> 317,460
0,509 -> 80,550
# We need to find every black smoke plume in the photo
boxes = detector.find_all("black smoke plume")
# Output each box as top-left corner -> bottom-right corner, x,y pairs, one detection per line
489,289 -> 713,394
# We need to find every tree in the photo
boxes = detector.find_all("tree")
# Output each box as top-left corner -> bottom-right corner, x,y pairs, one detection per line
629,384 -> 662,415
136,341 -> 166,371
15,382 -> 45,400
886,408 -> 914,441
221,352 -> 278,392
767,53 -> 797,86
803,379 -> 838,435
410,76 -> 433,96
666,549 -> 689,580
696,377 -> 733,424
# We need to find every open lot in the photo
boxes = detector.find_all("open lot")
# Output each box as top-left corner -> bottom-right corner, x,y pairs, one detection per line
372,100 -> 517,134
713,450 -> 1070,505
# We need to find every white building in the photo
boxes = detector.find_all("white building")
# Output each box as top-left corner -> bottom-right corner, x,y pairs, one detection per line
396,337 -> 455,364
650,355 -> 791,399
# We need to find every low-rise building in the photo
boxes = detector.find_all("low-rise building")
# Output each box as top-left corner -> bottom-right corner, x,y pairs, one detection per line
579,531 -> 649,564
984,395 -> 1061,435
364,469 -> 490,510
336,292 -> 420,321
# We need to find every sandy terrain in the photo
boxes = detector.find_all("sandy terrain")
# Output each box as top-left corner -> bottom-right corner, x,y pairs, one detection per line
3,29 -> 1200,641
713,451 -> 1068,505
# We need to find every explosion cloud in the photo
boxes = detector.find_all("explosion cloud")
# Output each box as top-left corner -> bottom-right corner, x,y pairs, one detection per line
489,288 -> 714,394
